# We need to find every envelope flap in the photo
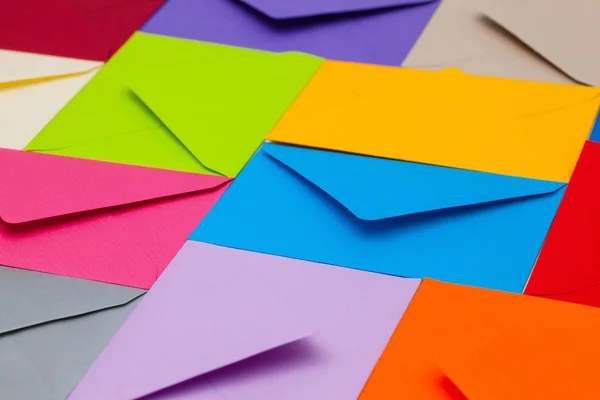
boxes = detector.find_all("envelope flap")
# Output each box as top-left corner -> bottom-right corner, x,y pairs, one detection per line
0,149 -> 230,224
68,242 -> 316,400
238,0 -> 435,20
0,265 -> 144,334
0,50 -> 101,86
263,143 -> 565,221
128,49 -> 323,177
483,0 -> 600,86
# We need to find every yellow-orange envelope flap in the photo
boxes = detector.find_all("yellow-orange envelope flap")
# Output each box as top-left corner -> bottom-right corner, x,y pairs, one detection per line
359,279 -> 600,400
268,61 -> 600,183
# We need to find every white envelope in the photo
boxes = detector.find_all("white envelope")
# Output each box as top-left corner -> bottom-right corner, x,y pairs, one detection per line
0,50 -> 101,149
403,0 -> 576,84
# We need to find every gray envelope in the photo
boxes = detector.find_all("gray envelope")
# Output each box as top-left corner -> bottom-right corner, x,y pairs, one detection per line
403,0 -> 576,84
484,0 -> 600,86
0,266 -> 145,400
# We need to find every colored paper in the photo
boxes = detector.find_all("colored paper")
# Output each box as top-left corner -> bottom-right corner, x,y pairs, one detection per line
141,0 -> 440,66
403,0 -> 575,83
267,60 -> 600,183
485,0 -> 600,86
0,0 -> 165,61
0,148 -> 230,288
590,113 -> 600,142
360,279 -> 600,400
69,241 -> 419,400
0,50 -> 100,150
525,141 -> 600,308
25,32 -> 322,177
0,265 -> 144,400
191,143 -> 565,293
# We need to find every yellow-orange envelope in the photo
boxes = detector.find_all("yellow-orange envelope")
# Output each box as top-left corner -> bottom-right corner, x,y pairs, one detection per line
268,61 -> 600,183
359,279 -> 600,400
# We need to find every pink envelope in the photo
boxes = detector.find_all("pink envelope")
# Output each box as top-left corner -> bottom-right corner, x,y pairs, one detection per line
0,149 -> 231,289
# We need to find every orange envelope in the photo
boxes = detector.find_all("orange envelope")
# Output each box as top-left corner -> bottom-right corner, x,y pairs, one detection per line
360,279 -> 600,400
268,61 -> 600,182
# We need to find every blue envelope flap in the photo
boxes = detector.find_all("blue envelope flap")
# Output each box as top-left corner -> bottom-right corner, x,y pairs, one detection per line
263,143 -> 565,221
238,0 -> 435,20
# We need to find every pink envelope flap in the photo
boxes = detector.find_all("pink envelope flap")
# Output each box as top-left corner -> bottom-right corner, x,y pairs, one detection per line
0,148 -> 231,224
238,0 -> 435,20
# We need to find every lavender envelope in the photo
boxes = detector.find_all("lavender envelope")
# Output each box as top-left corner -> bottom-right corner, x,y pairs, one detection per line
68,241 -> 420,400
142,0 -> 440,66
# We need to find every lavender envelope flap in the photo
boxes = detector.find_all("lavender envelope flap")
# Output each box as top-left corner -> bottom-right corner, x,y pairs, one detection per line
237,0 -> 436,20
68,242 -> 317,400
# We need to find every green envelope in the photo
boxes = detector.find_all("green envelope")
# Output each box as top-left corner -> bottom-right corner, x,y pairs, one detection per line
25,32 -> 323,177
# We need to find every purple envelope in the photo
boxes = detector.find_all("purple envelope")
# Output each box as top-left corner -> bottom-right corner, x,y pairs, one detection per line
142,0 -> 440,66
68,241 -> 420,400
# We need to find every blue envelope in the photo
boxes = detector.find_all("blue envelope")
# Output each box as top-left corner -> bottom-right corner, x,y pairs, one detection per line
191,143 -> 566,293
589,113 -> 600,142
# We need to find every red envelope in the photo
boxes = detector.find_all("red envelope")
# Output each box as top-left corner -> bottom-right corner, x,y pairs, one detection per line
0,0 -> 165,61
525,140 -> 600,307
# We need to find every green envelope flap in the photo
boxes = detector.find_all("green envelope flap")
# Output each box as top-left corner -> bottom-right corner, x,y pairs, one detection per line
128,50 -> 323,177
25,32 -> 323,176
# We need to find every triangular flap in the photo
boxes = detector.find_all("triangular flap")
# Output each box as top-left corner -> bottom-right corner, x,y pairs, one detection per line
237,0 -> 435,20
0,49 -> 101,85
0,149 -> 231,224
0,265 -> 144,334
68,242 -> 315,400
263,143 -> 565,221
127,51 -> 322,177
482,0 -> 600,87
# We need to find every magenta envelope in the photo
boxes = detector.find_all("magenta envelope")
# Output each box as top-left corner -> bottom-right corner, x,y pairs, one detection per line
0,149 -> 231,289
68,241 -> 421,400
142,0 -> 441,66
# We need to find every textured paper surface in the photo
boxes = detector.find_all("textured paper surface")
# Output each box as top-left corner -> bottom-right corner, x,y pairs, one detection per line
0,50 -> 100,149
484,0 -> 600,86
141,0 -> 439,66
0,0 -> 165,61
69,242 -> 420,400
0,149 -> 231,288
403,0 -> 575,83
191,144 -> 564,293
268,61 -> 600,182
0,265 -> 144,400
26,32 -> 322,176
360,279 -> 600,399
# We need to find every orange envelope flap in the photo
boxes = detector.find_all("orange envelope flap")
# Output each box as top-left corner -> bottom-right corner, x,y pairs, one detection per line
0,148 -> 231,224
359,279 -> 600,400
268,61 -> 600,182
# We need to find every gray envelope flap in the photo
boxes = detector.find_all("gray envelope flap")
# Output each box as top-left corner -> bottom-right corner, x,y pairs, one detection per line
403,0 -> 575,84
0,296 -> 143,400
0,265 -> 145,334
483,0 -> 600,86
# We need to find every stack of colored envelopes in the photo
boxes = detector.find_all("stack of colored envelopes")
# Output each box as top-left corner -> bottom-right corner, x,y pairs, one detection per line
2,0 -> 600,399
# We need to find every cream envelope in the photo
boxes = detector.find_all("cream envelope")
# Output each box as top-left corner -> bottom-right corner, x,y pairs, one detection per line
403,0 -> 576,84
0,265 -> 144,400
0,50 -> 101,149
484,0 -> 600,86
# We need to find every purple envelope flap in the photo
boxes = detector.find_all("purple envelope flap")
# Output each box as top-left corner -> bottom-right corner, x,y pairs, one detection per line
237,0 -> 436,20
